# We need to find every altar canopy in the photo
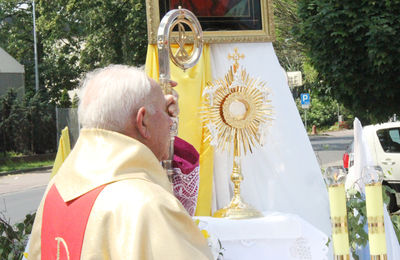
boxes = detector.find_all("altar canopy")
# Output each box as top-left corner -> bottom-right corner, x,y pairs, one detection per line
145,42 -> 331,236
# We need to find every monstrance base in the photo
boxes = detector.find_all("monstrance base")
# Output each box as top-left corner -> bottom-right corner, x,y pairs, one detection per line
213,197 -> 263,219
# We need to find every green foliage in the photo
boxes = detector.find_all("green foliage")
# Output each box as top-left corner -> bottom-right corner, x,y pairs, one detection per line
0,90 -> 18,155
0,0 -> 40,93
383,185 -> 400,242
1,0 -> 148,103
391,214 -> 400,243
273,0 -> 306,71
59,89 -> 72,108
37,0 -> 148,102
346,189 -> 368,259
296,93 -> 354,130
296,0 -> 400,123
273,0 -> 355,130
0,159 -> 53,173
71,93 -> 79,108
345,186 -> 400,259
1,0 -> 148,154
0,89 -> 56,154
0,212 -> 36,260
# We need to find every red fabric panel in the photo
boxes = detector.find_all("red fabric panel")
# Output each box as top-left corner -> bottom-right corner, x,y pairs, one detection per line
41,184 -> 105,260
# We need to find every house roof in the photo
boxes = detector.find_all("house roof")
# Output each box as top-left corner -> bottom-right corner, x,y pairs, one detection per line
0,47 -> 24,73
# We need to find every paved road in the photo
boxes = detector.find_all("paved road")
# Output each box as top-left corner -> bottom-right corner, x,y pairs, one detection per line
0,169 -> 50,224
309,129 -> 354,169
0,186 -> 45,224
0,130 -> 354,224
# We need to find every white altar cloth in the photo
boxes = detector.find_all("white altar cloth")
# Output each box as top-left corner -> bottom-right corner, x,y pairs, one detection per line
195,212 -> 329,260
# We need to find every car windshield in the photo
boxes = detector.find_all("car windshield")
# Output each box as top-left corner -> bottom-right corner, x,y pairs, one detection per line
377,127 -> 400,153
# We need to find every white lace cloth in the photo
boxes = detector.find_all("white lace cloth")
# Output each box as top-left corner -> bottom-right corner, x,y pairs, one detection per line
194,212 -> 329,260
172,166 -> 199,216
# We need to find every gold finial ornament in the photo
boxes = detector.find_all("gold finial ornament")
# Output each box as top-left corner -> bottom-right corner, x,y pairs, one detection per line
168,12 -> 202,70
202,54 -> 273,219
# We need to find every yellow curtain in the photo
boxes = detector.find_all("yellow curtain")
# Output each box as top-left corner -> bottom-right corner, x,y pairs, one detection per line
50,127 -> 71,179
145,44 -> 213,216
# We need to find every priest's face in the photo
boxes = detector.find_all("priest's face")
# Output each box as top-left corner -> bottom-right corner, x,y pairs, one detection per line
148,80 -> 173,161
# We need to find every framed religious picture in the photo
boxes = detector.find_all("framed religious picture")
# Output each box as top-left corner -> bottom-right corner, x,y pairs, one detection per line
146,0 -> 275,44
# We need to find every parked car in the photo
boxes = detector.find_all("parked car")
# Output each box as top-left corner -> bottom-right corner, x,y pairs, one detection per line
343,121 -> 400,212
343,141 -> 354,170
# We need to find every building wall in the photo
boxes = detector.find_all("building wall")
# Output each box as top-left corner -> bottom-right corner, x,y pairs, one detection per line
0,73 -> 25,98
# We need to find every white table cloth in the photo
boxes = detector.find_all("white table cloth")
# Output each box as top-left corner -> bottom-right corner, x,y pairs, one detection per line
195,212 -> 329,260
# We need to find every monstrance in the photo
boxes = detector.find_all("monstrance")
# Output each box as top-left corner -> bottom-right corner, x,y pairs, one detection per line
157,7 -> 203,176
202,51 -> 273,219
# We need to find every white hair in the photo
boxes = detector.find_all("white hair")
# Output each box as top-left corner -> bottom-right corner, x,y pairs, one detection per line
78,64 -> 154,132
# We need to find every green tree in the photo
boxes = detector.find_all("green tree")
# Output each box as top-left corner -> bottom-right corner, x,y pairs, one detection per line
274,0 -> 306,71
23,90 -> 56,153
71,93 -> 79,108
296,0 -> 400,123
296,93 -> 354,131
0,89 -> 56,155
0,90 -> 18,155
37,0 -> 148,101
0,0 -> 42,93
58,89 -> 72,108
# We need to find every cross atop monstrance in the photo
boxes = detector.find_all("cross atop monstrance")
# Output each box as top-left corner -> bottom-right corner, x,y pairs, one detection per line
228,48 -> 245,72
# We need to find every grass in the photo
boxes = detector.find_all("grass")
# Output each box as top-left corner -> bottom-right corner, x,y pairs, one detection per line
0,151 -> 24,158
0,160 -> 53,173
307,121 -> 353,134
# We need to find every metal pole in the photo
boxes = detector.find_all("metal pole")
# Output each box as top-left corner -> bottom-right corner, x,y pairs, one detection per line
305,109 -> 307,132
32,0 -> 39,92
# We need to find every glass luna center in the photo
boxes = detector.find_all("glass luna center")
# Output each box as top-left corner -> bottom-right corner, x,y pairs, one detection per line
229,99 -> 248,120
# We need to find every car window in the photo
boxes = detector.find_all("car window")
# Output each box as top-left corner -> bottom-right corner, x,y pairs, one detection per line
377,128 -> 400,153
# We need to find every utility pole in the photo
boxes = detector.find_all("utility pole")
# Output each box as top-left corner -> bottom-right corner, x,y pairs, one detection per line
32,0 -> 39,92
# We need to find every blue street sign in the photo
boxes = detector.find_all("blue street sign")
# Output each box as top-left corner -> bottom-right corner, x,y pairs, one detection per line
300,93 -> 310,105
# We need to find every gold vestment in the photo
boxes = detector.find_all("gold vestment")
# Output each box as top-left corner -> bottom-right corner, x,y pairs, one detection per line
28,129 -> 213,259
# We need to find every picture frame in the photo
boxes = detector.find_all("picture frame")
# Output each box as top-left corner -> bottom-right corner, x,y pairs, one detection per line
146,0 -> 275,44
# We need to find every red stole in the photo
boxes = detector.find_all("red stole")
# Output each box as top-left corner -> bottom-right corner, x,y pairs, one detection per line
41,184 -> 105,259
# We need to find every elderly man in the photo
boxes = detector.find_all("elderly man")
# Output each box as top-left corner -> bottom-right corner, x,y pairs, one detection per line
28,65 -> 213,259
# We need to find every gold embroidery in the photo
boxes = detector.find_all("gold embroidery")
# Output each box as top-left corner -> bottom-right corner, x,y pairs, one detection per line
331,216 -> 348,234
370,254 -> 387,260
228,48 -> 245,72
55,237 -> 70,260
367,216 -> 385,234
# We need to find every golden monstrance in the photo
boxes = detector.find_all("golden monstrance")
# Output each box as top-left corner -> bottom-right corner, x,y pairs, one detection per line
202,49 -> 273,219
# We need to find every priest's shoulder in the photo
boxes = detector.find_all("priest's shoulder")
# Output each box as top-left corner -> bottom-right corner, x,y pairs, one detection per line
98,178 -> 183,212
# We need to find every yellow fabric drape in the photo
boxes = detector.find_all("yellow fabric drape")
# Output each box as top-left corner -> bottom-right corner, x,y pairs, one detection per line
50,126 -> 71,179
145,44 -> 213,216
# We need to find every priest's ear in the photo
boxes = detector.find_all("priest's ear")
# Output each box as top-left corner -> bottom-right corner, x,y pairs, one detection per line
136,106 -> 150,139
